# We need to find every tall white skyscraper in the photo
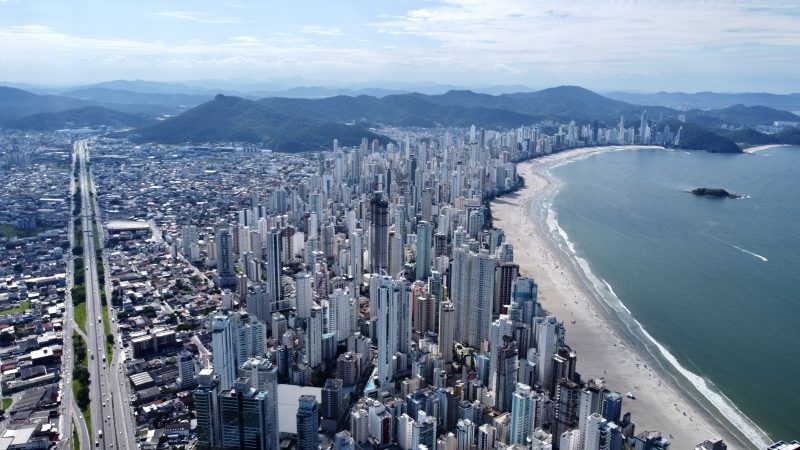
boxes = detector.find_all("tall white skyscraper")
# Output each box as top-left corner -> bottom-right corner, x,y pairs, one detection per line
536,315 -> 559,393
330,287 -> 351,343
582,413 -> 609,450
306,303 -> 323,368
295,272 -> 313,319
374,274 -> 399,385
234,315 -> 267,369
469,249 -> 496,348
211,313 -> 236,390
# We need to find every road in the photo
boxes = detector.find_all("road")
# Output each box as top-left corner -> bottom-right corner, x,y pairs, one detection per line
75,139 -> 132,450
62,145 -> 91,450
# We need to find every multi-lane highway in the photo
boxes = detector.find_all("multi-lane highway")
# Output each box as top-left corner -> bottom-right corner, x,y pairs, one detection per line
74,139 -> 136,450
62,165 -> 91,450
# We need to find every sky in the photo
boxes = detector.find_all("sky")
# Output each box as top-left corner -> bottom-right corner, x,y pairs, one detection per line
1,0 -> 799,93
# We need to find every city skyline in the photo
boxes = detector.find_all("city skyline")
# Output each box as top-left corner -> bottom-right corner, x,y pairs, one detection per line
1,0 -> 799,92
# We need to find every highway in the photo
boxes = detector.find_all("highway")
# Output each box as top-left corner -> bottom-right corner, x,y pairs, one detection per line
74,139 -> 133,450
62,144 -> 91,450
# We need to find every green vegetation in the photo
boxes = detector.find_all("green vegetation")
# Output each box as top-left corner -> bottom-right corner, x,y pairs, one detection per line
72,422 -> 78,450
2,397 -> 12,410
102,305 -> 113,364
691,187 -> 741,199
666,121 -> 742,153
133,94 -> 391,152
74,302 -> 87,334
0,300 -> 31,316
72,334 -> 91,435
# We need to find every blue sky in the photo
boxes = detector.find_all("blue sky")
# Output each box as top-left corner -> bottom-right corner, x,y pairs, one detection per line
1,0 -> 799,92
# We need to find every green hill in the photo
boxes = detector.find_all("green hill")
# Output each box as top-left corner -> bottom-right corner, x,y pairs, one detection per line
134,94 -> 387,152
669,121 -> 742,153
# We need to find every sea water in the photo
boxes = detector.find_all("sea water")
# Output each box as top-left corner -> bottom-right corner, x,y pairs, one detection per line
548,147 -> 800,442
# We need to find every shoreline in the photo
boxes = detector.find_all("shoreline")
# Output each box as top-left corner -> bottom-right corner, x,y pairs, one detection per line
491,145 -> 769,449
742,143 -> 791,154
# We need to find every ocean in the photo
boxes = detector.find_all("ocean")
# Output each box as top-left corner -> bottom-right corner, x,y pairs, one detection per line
545,146 -> 800,444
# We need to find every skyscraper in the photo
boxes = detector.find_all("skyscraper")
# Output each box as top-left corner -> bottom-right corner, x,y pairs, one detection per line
219,378 -> 279,450
416,220 -> 432,281
296,395 -> 320,450
495,337 -> 518,413
536,315 -> 559,394
510,383 -> 536,445
265,227 -> 283,311
306,303 -> 323,368
374,274 -> 399,385
194,369 -> 220,450
211,312 -> 236,391
370,194 -> 389,272
295,272 -> 313,320
439,301 -> 455,364
215,223 -> 236,288
494,262 -> 519,316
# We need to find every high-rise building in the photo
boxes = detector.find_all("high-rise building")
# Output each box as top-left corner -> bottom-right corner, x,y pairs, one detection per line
373,274 -> 399,385
215,224 -> 236,288
194,369 -> 220,450
246,284 -> 270,324
334,430 -> 356,450
412,412 -> 437,450
553,380 -> 582,450
438,301 -> 455,364
457,418 -> 476,450
296,395 -> 320,450
219,378 -> 279,450
211,312 -> 236,391
601,391 -> 623,424
536,315 -> 558,394
416,221 -> 432,280
370,194 -> 389,272
495,337 -> 518,413
306,303 -> 323,368
295,272 -> 313,319
322,378 -> 344,420
176,351 -> 196,390
238,357 -> 279,450
583,413 -> 609,450
350,229 -> 364,291
510,383 -> 536,445
494,262 -> 519,315
265,227 -> 283,310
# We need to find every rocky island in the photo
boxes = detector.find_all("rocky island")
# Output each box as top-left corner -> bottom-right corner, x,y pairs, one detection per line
691,187 -> 742,199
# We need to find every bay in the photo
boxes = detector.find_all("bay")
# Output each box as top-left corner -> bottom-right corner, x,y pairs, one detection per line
549,147 -> 800,441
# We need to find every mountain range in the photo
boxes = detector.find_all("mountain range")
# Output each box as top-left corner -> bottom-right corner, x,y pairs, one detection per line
1,82 -> 798,153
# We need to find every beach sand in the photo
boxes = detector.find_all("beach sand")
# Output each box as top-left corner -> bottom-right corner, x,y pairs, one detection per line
742,144 -> 790,154
491,146 -> 748,449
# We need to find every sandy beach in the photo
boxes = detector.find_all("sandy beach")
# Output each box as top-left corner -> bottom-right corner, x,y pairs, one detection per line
491,146 -> 752,449
741,143 -> 791,154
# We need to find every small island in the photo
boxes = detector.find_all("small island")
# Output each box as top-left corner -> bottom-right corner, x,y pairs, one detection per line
691,187 -> 742,199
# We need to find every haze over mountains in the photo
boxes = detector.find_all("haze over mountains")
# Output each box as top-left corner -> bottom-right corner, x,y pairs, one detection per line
1,81 -> 798,153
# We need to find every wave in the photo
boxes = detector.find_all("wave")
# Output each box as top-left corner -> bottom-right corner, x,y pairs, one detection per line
731,244 -> 768,262
541,200 -> 772,449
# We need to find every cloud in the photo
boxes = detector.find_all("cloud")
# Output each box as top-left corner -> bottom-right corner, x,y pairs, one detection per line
302,26 -> 343,37
156,11 -> 239,24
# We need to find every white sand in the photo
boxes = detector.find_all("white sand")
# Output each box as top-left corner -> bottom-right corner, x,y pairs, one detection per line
742,144 -> 790,154
491,146 -> 751,449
